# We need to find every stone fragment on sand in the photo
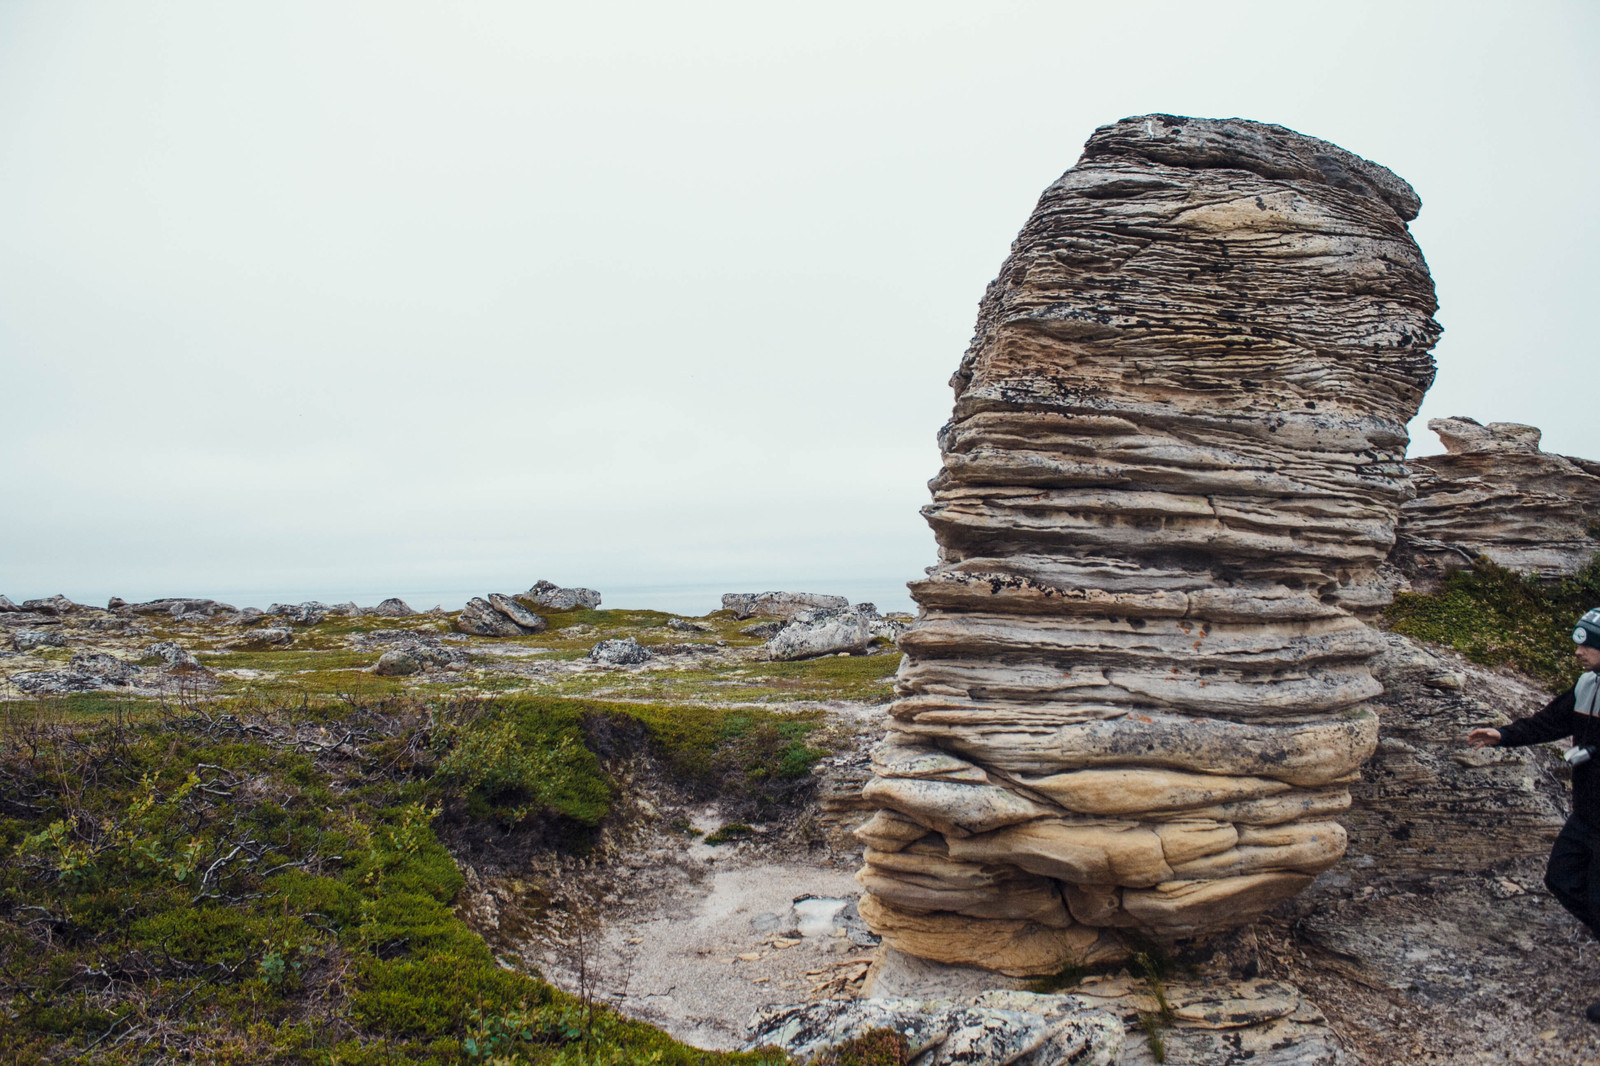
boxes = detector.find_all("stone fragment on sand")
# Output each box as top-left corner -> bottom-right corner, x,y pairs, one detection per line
855,113 -> 1440,965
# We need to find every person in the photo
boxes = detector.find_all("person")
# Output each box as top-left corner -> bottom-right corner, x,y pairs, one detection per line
1468,607 -> 1600,1025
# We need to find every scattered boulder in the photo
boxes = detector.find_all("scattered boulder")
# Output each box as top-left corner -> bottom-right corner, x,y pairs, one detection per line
269,602 -> 328,626
740,621 -> 786,640
722,592 -> 848,620
22,595 -> 78,616
519,580 -> 602,611
666,618 -> 710,633
9,670 -> 116,695
487,593 -> 548,633
746,991 -> 1124,1066
8,652 -> 146,694
370,598 -> 415,618
857,115 -> 1441,971
1395,416 -> 1600,588
13,629 -> 68,652
125,598 -> 237,619
355,631 -> 468,671
145,641 -> 206,673
229,607 -> 266,624
219,628 -> 295,651
68,652 -> 141,684
588,638 -> 652,665
649,643 -> 721,657
373,650 -> 423,676
765,607 -> 875,661
457,597 -> 538,637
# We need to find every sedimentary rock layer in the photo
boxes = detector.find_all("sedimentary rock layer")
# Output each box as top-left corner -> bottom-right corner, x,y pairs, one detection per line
1395,417 -> 1600,587
857,114 -> 1440,974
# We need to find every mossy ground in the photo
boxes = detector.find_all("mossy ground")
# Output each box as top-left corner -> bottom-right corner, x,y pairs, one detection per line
1385,555 -> 1600,690
117,608 -> 905,706
0,691 -> 805,1065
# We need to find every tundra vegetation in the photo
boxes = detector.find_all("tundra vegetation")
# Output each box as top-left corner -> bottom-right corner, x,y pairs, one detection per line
1385,554 -> 1600,690
0,606 -> 895,1064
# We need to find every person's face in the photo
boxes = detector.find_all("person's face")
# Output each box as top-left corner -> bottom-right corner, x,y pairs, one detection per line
1576,644 -> 1600,670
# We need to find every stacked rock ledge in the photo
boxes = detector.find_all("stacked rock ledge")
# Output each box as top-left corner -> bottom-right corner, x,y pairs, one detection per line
856,114 -> 1441,975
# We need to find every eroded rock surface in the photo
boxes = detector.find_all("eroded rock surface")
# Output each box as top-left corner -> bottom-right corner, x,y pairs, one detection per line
747,991 -> 1124,1066
723,592 -> 849,620
858,114 -> 1441,974
1396,416 -> 1600,587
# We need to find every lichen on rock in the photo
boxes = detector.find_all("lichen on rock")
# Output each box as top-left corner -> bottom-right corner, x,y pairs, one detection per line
857,114 -> 1441,974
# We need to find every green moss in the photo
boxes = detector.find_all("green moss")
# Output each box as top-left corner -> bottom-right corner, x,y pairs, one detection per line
1385,555 -> 1600,690
703,823 -> 754,845
0,698 -> 792,1065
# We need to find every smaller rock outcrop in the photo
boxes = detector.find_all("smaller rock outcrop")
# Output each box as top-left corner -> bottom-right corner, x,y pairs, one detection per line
370,598 -> 415,618
373,650 -> 422,676
269,602 -> 328,626
457,596 -> 542,637
520,581 -> 601,611
1397,417 -> 1600,587
722,592 -> 849,620
589,638 -> 651,665
22,595 -> 79,616
13,629 -> 67,652
146,641 -> 207,674
765,607 -> 876,661
219,628 -> 295,650
747,991 -> 1123,1066
0,595 -> 18,612
124,598 -> 237,620
487,594 -> 547,633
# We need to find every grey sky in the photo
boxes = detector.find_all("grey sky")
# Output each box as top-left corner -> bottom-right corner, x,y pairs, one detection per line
2,1 -> 1595,614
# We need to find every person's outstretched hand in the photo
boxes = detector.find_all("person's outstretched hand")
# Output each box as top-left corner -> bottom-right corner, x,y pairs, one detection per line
1466,728 -> 1502,748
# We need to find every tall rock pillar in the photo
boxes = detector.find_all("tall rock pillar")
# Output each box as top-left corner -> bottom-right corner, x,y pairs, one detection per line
857,116 -> 1440,976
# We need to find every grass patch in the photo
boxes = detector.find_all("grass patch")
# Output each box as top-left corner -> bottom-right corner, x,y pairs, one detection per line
1385,555 -> 1600,690
0,696 -> 789,1065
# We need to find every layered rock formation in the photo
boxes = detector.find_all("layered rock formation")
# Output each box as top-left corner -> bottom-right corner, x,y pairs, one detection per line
1395,417 -> 1600,587
857,115 -> 1441,974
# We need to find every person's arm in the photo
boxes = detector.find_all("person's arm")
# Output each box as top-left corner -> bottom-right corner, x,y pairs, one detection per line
1490,688 -> 1578,747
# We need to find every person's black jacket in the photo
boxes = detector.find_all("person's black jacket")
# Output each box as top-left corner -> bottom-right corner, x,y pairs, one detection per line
1498,673 -> 1600,828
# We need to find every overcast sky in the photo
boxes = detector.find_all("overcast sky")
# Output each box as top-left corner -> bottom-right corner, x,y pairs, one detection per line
2,1 -> 1596,613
